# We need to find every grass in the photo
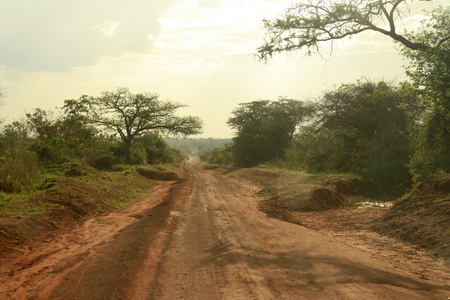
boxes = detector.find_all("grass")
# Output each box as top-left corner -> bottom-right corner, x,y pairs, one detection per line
437,197 -> 450,203
0,191 -> 47,217
0,163 -> 181,219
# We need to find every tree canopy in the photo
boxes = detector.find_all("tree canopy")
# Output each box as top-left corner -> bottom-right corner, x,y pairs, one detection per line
289,80 -> 423,194
257,0 -> 449,61
64,87 -> 203,164
401,8 -> 450,178
227,98 -> 312,167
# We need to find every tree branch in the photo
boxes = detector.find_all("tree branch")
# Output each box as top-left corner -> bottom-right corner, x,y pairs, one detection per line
257,0 -> 434,61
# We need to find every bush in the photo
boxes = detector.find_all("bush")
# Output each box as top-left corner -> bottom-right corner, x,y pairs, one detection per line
199,151 -> 210,162
268,80 -> 420,196
131,147 -> 147,165
0,150 -> 42,193
30,138 -> 68,165
207,147 -> 233,165
91,156 -> 115,171
138,133 -> 186,165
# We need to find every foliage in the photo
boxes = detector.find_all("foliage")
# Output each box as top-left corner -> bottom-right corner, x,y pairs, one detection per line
91,156 -> 115,171
257,0 -> 449,61
257,1 -> 449,186
206,146 -> 233,165
0,109 -> 120,172
21,108 -> 107,165
285,80 -> 423,195
0,87 -> 192,223
0,150 -> 41,193
138,133 -> 186,164
30,138 -> 69,165
227,98 -> 313,167
64,87 -> 203,164
131,147 -> 147,165
401,7 -> 450,180
0,121 -> 30,153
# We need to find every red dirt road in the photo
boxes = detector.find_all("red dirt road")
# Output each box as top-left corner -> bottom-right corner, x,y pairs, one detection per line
1,160 -> 449,299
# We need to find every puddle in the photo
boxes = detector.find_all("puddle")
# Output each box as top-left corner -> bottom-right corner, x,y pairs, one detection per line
357,201 -> 393,208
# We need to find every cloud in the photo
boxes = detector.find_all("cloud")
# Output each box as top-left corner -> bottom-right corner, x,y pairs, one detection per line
95,22 -> 121,38
154,0 -> 290,60
0,0 -> 177,72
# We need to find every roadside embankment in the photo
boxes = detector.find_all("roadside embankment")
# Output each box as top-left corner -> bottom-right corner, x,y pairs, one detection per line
0,164 -> 182,260
227,167 -> 358,213
213,165 -> 449,260
370,174 -> 450,258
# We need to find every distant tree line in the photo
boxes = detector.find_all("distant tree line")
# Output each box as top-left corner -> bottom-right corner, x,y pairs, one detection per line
165,138 -> 231,157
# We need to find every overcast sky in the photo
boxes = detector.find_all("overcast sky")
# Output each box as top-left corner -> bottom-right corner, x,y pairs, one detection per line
0,0 -> 444,138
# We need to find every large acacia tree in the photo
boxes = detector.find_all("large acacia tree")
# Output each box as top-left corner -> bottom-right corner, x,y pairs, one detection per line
65,87 -> 203,164
257,0 -> 449,60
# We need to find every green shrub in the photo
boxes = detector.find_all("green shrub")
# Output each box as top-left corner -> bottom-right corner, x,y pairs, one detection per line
207,147 -> 233,165
130,147 -> 146,165
0,150 -> 42,193
92,156 -> 115,171
30,138 -> 68,165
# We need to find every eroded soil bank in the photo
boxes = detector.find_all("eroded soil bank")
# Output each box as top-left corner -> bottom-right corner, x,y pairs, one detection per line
227,167 -> 450,260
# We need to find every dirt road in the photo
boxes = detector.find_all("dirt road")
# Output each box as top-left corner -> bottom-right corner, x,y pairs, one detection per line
1,160 -> 449,299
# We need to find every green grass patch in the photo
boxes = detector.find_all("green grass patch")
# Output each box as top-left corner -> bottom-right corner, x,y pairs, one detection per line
0,165 -> 158,219
0,191 -> 46,217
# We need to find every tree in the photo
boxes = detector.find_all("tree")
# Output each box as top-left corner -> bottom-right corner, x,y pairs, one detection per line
23,108 -> 102,165
257,0 -> 449,61
227,98 -> 312,167
26,109 -> 62,140
65,87 -> 203,164
401,7 -> 450,179
294,80 -> 423,194
135,132 -> 185,164
206,146 -> 233,165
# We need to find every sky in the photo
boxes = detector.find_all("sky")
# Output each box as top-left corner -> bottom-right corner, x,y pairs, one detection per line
0,0 -> 444,138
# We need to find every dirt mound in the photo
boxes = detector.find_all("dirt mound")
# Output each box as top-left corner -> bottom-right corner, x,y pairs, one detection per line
370,174 -> 450,258
231,168 -> 355,213
416,174 -> 450,195
0,181 -> 97,257
321,176 -> 360,195
202,165 -> 219,170
0,169 -> 156,260
308,188 -> 347,211
262,187 -> 347,212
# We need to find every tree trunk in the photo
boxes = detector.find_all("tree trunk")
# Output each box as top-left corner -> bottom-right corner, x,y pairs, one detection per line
125,139 -> 132,165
